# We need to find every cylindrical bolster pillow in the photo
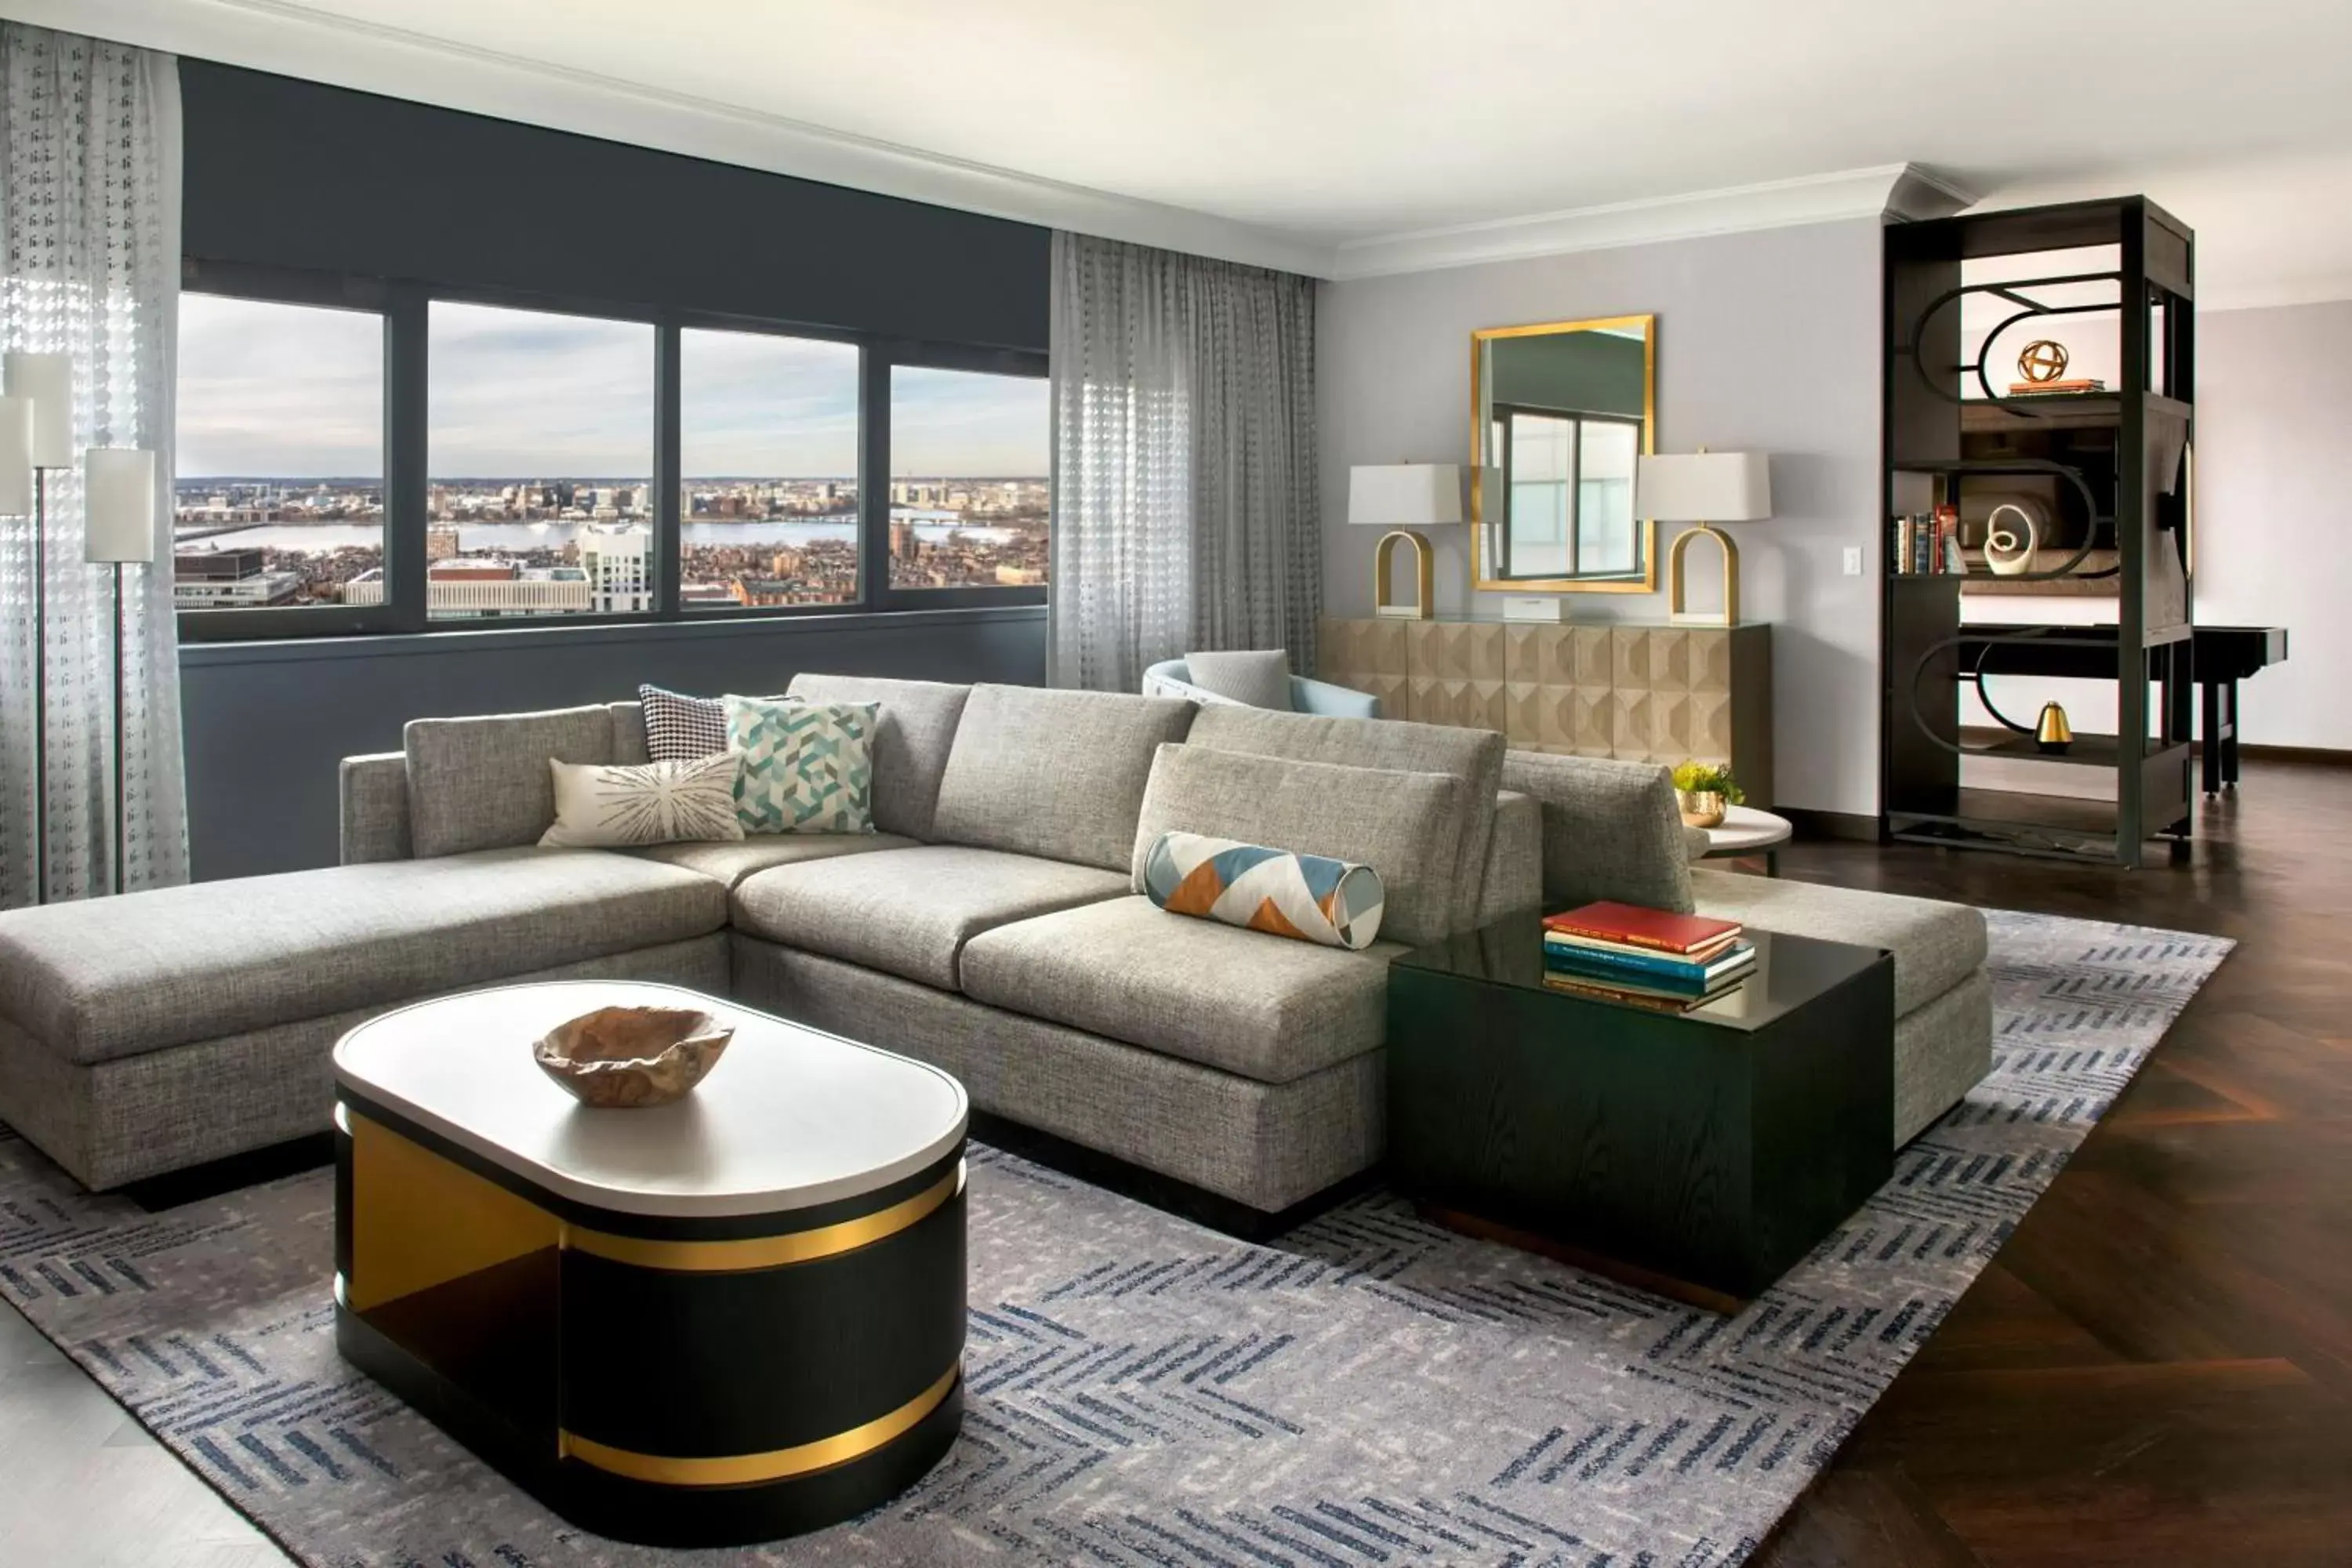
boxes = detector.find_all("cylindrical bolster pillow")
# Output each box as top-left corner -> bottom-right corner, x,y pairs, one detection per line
1140,830 -> 1385,950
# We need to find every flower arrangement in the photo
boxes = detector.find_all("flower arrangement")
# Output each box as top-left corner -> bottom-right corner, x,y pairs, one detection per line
1671,761 -> 1744,829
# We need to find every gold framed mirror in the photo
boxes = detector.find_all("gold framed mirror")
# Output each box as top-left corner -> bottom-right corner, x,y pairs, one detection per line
1471,314 -> 1657,593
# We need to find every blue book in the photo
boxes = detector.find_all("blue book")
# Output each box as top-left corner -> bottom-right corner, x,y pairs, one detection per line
1544,937 -> 1755,991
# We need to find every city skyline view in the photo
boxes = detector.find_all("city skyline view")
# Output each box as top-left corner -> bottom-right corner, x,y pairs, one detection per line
176,295 -> 1050,479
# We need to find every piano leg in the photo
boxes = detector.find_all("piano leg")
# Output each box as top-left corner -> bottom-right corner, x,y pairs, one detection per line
2223,680 -> 2242,789
2201,680 -> 2222,797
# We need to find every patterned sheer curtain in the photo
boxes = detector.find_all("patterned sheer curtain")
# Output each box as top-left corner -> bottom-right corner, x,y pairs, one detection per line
0,25 -> 188,907
1047,233 -> 1319,691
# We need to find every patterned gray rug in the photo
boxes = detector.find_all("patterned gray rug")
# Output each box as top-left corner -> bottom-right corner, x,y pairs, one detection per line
0,909 -> 2228,1568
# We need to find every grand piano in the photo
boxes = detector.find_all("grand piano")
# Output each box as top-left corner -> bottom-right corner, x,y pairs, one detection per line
1961,623 -> 2289,796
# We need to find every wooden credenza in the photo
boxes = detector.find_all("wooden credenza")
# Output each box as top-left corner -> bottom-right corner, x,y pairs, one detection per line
1318,617 -> 1774,806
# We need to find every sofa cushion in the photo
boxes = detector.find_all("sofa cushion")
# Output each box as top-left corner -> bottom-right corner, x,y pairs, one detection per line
961,896 -> 1403,1084
0,848 -> 728,1065
784,673 -> 971,841
625,832 -> 919,890
1185,650 -> 1294,710
1181,705 -> 1504,934
1130,743 -> 1462,948
931,685 -> 1196,872
406,706 -> 619,858
725,695 -> 878,834
1688,866 -> 1987,1017
1502,750 -> 1696,915
730,845 -> 1130,992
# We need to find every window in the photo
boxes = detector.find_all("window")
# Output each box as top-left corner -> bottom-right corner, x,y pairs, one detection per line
174,292 -> 384,612
1497,406 -> 1639,579
426,301 -> 655,619
887,365 -> 1049,590
680,327 -> 860,610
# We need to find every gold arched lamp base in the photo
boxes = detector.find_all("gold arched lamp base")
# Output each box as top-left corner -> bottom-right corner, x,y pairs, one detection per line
1667,524 -> 1739,627
1374,528 -> 1435,619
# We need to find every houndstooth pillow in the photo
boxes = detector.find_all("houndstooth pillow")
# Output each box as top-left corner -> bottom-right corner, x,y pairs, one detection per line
723,695 -> 877,834
638,684 -> 730,760
538,752 -> 746,848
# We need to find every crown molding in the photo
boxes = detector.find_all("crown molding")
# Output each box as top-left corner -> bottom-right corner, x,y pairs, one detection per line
13,0 -> 1334,276
1328,162 -> 1977,281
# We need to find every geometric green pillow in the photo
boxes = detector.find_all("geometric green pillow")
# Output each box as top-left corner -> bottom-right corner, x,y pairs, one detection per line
721,695 -> 878,835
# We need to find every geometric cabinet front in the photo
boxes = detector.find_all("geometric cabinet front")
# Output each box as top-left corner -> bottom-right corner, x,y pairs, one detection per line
1318,616 -> 1773,806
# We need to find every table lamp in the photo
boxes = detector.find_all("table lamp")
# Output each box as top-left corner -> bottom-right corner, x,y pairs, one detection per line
1349,463 -> 1465,619
1637,452 -> 1773,628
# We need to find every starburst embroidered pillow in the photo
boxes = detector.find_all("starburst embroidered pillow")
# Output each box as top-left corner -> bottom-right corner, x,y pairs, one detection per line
538,752 -> 746,848
724,695 -> 878,835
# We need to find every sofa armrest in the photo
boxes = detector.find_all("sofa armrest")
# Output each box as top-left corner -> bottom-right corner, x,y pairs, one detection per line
1683,824 -> 1712,862
1476,790 -> 1541,926
339,752 -> 412,864
1290,675 -> 1381,719
1498,750 -> 1695,914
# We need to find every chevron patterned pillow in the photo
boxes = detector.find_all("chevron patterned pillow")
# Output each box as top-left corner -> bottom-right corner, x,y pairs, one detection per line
723,695 -> 879,835
1141,829 -> 1385,949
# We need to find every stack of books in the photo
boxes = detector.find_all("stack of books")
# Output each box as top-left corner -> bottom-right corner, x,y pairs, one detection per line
2005,377 -> 2107,397
1540,901 -> 1755,1012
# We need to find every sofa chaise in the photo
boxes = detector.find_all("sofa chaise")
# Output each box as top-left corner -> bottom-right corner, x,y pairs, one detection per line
0,677 -> 1989,1225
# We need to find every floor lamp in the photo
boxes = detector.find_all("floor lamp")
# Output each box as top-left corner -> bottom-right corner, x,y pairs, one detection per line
3,351 -> 74,905
85,446 -> 157,898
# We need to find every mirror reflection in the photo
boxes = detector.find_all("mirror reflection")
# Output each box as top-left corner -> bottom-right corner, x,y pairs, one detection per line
1472,315 -> 1655,591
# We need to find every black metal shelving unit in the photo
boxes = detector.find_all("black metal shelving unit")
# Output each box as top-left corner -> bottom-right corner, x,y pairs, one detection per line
1880,197 -> 2196,868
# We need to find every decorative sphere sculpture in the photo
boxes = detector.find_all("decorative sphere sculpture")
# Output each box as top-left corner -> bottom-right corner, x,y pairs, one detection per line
2016,339 -> 2071,385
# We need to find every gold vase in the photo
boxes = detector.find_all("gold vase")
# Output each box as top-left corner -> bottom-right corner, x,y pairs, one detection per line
2035,701 -> 2074,755
1678,789 -> 1727,829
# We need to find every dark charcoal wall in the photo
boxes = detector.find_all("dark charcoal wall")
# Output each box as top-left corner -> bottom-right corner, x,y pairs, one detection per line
173,61 -> 1055,881
180,609 -> 1047,881
177,61 -> 1051,349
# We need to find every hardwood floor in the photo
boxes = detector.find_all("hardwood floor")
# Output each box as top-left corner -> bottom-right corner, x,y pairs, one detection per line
1757,759 -> 2352,1568
2,760 -> 2342,1565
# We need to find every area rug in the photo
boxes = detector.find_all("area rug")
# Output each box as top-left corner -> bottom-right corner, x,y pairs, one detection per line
0,909 -> 2228,1568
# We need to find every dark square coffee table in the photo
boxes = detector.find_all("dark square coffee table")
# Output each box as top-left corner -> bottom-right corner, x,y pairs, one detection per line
1386,918 -> 1894,1308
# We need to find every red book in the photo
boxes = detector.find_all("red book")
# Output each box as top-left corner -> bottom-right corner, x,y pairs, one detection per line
1542,901 -> 1743,956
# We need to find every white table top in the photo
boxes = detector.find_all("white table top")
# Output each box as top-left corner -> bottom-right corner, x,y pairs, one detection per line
1702,804 -> 1794,852
332,981 -> 967,1220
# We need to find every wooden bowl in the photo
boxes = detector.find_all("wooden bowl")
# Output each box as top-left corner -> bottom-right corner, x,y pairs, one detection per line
533,1005 -> 735,1109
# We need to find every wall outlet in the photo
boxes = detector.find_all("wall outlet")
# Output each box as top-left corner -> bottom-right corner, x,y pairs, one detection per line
1842,546 -> 1864,576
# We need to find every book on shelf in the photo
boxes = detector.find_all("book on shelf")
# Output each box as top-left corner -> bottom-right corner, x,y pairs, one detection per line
1545,938 -> 1755,993
1541,970 -> 1749,1014
2006,379 -> 2107,396
1541,902 -> 1742,956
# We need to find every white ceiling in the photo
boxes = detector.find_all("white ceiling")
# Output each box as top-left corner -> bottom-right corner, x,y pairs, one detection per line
27,0 -> 2352,303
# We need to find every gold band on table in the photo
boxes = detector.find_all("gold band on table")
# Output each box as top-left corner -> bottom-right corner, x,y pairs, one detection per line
564,1163 -> 964,1273
559,1363 -> 960,1486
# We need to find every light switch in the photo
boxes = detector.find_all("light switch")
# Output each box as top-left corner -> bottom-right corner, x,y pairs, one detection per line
1842,546 -> 1864,576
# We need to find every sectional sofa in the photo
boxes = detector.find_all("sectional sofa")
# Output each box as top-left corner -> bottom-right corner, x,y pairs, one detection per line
0,675 -> 1990,1229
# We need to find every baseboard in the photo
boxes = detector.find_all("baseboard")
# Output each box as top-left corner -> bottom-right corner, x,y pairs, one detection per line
1778,807 -> 1880,843
966,1110 -> 1376,1243
2234,743 -> 2352,767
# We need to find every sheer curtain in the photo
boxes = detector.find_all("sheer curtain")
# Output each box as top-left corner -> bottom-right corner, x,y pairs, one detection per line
0,24 -> 187,907
1047,233 -> 1319,691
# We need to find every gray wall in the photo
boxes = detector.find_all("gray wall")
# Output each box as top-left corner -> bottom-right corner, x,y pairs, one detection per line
180,608 -> 1047,881
1320,219 -> 1885,817
2194,299 -> 2352,751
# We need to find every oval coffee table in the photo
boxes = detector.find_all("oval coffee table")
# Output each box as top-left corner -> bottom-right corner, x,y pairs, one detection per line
332,980 -> 967,1548
1696,804 -> 1794,876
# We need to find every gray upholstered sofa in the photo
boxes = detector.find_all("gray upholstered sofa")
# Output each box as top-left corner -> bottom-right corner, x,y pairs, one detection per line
0,675 -> 1987,1222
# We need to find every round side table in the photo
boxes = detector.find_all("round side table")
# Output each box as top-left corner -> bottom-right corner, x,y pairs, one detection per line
1696,804 -> 1793,876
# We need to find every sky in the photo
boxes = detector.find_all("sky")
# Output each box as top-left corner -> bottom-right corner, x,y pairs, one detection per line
175,295 -> 1049,479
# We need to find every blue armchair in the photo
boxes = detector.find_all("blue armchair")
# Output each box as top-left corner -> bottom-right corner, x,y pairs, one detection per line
1142,657 -> 1382,718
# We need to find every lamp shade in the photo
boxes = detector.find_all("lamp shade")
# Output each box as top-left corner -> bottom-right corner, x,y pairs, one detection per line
83,447 -> 157,564
1636,452 -> 1772,524
4,351 -> 74,468
0,395 -> 31,516
1349,463 -> 1466,527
